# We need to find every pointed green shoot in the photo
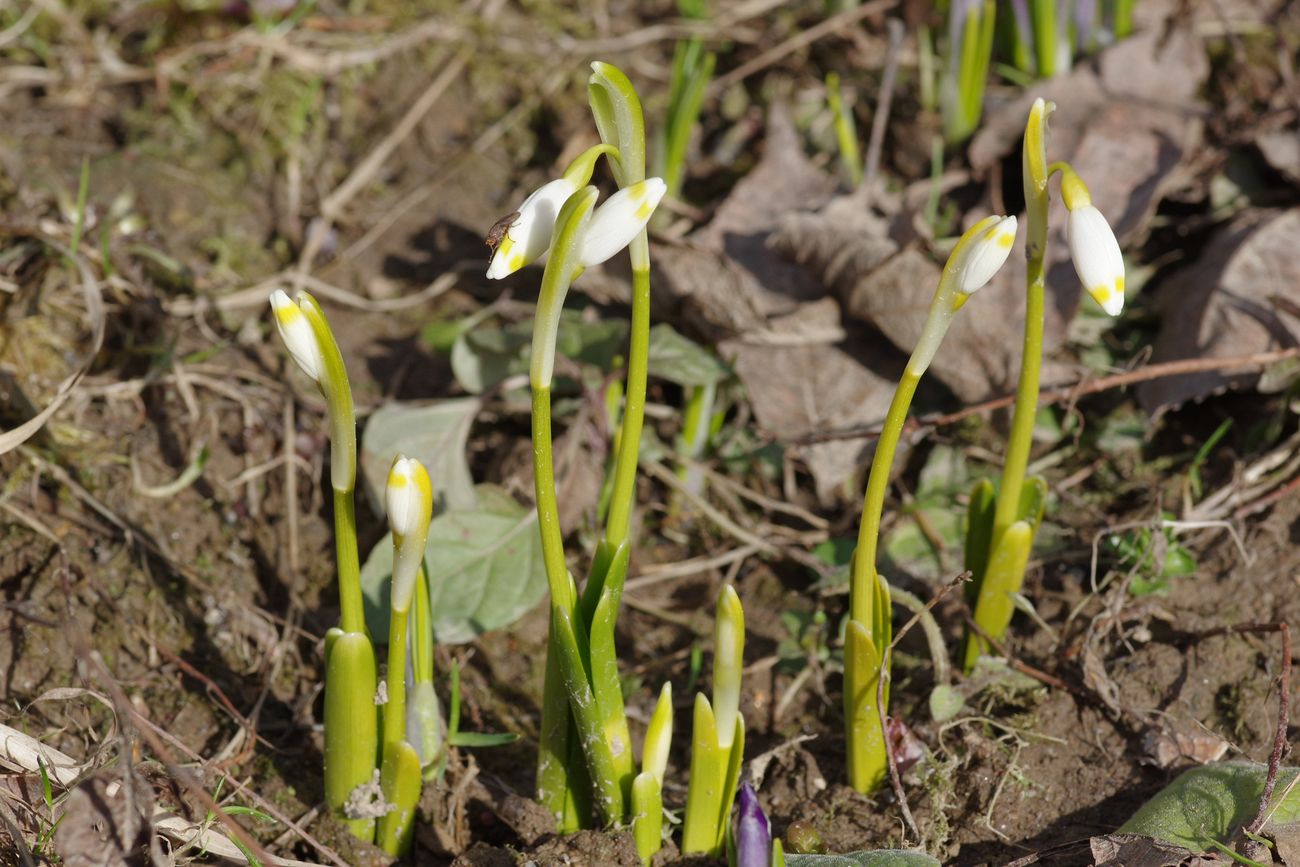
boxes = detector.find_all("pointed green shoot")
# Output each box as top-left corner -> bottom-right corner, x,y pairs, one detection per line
844,615 -> 887,795
551,603 -> 624,825
964,478 -> 996,605
713,584 -> 745,750
964,520 -> 1034,672
682,693 -> 723,855
642,682 -> 673,786
826,72 -> 862,186
631,771 -> 663,866
323,629 -> 378,841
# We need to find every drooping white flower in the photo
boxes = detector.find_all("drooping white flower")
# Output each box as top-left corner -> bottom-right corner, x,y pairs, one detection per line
955,215 -> 1018,296
486,177 -> 580,280
269,289 -> 323,383
387,455 -> 433,612
577,178 -> 666,268
1067,204 -> 1125,316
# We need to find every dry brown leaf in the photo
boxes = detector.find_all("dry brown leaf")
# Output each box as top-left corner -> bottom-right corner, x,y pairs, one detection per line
655,101 -> 838,342
1138,208 -> 1300,414
1257,128 -> 1300,185
721,300 -> 899,503
1090,833 -> 1226,866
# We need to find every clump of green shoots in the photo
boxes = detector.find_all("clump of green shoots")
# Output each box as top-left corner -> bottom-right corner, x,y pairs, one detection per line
845,214 -> 1019,793
270,289 -> 377,841
652,0 -> 716,223
939,0 -> 996,144
1004,0 -> 1136,80
486,61 -> 668,831
631,684 -> 674,864
682,584 -> 746,857
962,98 -> 1126,672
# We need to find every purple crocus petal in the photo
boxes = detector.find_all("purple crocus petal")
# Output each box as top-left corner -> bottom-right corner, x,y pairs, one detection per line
1010,0 -> 1033,50
734,782 -> 772,867
1075,0 -> 1096,46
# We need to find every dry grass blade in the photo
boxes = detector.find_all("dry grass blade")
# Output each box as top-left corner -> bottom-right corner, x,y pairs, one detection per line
0,242 -> 105,456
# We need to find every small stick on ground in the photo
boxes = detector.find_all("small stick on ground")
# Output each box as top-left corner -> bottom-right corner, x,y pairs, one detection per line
797,347 -> 1300,445
877,571 -> 971,843
1188,622 -> 1291,852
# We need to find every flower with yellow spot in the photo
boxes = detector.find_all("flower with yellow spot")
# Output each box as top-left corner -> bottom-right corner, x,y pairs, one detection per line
270,288 -> 323,383
577,178 -> 666,268
486,178 -> 579,280
954,215 -> 1019,301
1061,167 -> 1124,316
386,455 -> 433,613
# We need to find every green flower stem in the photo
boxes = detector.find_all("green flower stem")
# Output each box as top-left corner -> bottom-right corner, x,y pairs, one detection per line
850,369 -> 920,624
532,386 -> 577,612
377,601 -> 420,855
1032,0 -> 1057,77
333,489 -> 365,635
383,603 -> 410,751
604,256 -> 649,551
991,253 -> 1044,545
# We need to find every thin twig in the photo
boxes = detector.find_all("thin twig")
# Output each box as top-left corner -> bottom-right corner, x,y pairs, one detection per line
877,571 -> 971,842
796,347 -> 1300,445
862,19 -> 904,197
709,0 -> 899,94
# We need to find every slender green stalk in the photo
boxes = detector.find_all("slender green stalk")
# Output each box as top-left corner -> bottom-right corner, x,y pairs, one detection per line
964,99 -> 1054,672
1032,0 -> 1057,77
332,489 -> 365,634
826,72 -> 863,186
845,215 -> 1016,792
376,601 -> 420,854
851,371 -> 920,624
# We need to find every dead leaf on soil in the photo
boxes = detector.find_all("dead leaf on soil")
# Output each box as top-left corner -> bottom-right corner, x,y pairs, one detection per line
1089,833 -> 1224,866
1257,128 -> 1300,185
721,300 -> 899,503
655,101 -> 839,339
657,104 -> 902,498
55,770 -> 153,867
1137,208 -> 1300,414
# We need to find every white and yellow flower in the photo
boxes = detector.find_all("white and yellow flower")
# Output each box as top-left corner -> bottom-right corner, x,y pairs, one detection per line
486,177 -> 580,280
269,289 -> 323,383
386,455 -> 433,612
578,178 -> 666,268
954,215 -> 1018,298
1062,170 -> 1125,316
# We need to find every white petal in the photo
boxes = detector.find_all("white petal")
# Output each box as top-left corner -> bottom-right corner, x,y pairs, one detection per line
269,289 -> 322,382
486,178 -> 578,280
1068,205 -> 1125,316
386,455 -> 432,610
957,215 -> 1018,295
577,178 -> 666,268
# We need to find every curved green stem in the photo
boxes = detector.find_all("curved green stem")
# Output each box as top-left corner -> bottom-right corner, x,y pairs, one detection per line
851,371 -> 920,624
532,386 -> 576,613
384,605 -> 409,750
604,255 -> 649,550
334,489 -> 364,635
991,255 -> 1044,544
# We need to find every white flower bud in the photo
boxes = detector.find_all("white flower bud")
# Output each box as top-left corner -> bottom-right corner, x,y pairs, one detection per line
712,583 -> 745,750
486,178 -> 579,280
955,215 -> 1018,296
387,455 -> 433,612
577,178 -> 666,268
269,289 -> 323,383
1067,204 -> 1125,316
